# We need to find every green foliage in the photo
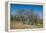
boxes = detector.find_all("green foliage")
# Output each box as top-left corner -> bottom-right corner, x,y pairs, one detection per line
14,16 -> 21,21
11,15 -> 13,21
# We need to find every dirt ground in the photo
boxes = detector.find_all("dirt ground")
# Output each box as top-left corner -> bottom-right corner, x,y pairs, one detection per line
10,22 -> 32,29
10,21 -> 43,29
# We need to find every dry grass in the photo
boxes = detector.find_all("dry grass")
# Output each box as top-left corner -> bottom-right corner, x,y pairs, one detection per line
10,21 -> 43,29
10,21 -> 32,29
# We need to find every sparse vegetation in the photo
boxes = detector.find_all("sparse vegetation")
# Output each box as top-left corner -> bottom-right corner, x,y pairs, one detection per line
10,9 -> 43,29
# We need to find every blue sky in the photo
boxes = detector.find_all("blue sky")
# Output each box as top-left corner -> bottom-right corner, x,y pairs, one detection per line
10,4 -> 43,19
